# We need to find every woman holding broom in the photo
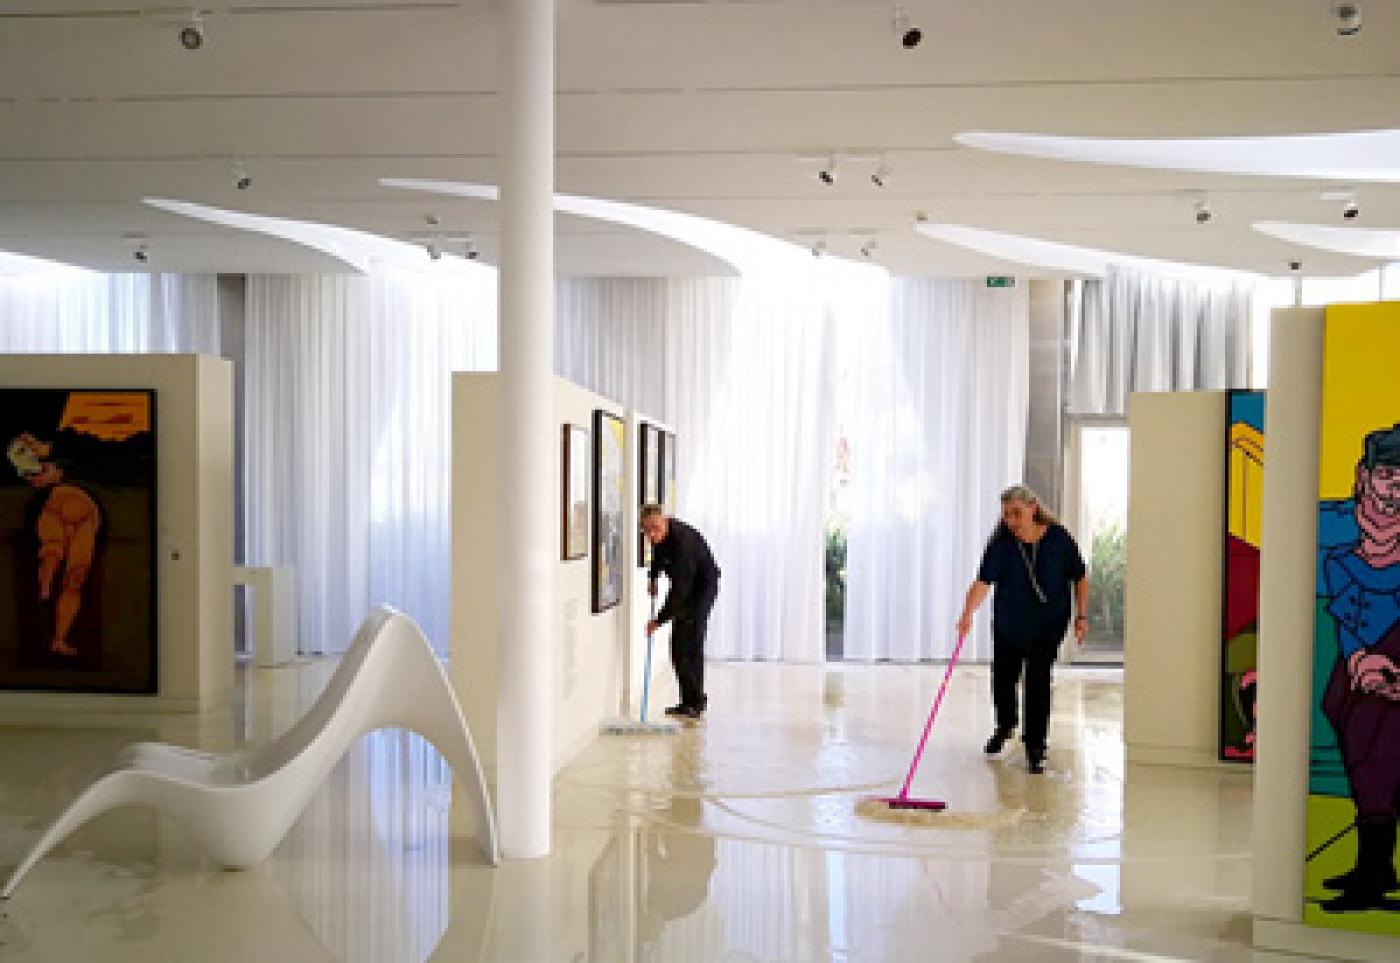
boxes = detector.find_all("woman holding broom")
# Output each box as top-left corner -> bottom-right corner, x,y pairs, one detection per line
956,485 -> 1089,774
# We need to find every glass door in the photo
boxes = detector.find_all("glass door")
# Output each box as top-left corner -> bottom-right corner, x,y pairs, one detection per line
1063,420 -> 1130,662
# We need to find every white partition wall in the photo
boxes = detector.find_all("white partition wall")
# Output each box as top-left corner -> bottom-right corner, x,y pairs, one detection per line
451,373 -> 636,778
1124,391 -> 1240,769
0,354 -> 234,717
1252,307 -> 1396,961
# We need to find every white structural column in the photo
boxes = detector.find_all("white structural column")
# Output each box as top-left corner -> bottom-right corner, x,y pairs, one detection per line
497,0 -> 555,858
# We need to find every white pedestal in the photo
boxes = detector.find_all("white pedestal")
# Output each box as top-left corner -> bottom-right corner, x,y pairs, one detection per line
233,565 -> 296,667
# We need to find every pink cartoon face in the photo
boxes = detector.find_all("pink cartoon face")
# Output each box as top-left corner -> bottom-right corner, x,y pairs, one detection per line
1365,464 -> 1400,513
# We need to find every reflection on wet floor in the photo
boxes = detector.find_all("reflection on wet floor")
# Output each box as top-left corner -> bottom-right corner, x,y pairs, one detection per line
0,661 -> 1261,961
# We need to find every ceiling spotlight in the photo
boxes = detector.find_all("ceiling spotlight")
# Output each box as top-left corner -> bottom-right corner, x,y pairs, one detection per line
179,12 -> 205,50
1343,199 -> 1360,219
858,237 -> 879,259
132,243 -> 149,264
232,163 -> 251,191
810,238 -> 828,258
463,236 -> 480,260
425,239 -> 442,261
1333,3 -> 1362,36
893,4 -> 922,49
1289,260 -> 1303,272
817,158 -> 837,187
870,162 -> 891,189
1193,198 -> 1213,225
913,210 -> 930,225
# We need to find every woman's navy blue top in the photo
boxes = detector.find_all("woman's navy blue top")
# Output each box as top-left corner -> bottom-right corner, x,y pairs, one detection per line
977,524 -> 1086,644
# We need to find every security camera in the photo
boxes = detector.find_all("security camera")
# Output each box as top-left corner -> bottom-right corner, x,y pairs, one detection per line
1343,199 -> 1360,219
1193,199 -> 1213,225
1333,3 -> 1362,36
179,23 -> 204,50
893,5 -> 922,48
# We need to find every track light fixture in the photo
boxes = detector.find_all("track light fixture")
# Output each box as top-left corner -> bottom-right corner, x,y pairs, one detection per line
870,161 -> 891,189
1333,3 -> 1362,36
893,4 -> 922,48
818,156 -> 837,187
858,236 -> 879,259
131,240 -> 150,264
179,11 -> 205,50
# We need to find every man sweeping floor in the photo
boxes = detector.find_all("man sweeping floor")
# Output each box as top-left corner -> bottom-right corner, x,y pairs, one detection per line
641,504 -> 721,720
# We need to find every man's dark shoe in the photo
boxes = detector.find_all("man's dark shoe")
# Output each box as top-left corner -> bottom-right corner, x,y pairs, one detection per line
1027,748 -> 1046,775
681,705 -> 704,720
984,728 -> 1013,755
664,704 -> 687,716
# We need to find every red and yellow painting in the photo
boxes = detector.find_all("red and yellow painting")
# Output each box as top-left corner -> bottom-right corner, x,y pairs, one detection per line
0,389 -> 157,694
1221,390 -> 1264,762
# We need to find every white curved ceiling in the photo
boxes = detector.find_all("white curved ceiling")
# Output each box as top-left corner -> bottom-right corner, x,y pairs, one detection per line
915,223 -> 1260,281
2,1 -> 1399,277
143,197 -> 489,275
955,129 -> 1400,183
1252,222 -> 1400,260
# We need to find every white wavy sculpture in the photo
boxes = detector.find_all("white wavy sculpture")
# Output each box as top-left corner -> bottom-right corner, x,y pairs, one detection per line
2,607 -> 499,898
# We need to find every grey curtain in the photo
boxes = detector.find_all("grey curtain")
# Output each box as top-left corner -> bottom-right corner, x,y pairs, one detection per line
1068,264 -> 1254,416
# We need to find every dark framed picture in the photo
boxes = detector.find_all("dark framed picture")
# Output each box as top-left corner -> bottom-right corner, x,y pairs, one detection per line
562,424 -> 589,561
592,410 -> 626,613
638,422 -> 661,568
0,388 -> 158,694
660,431 -> 677,516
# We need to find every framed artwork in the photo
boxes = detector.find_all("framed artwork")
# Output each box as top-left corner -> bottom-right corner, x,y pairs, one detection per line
561,424 -> 589,561
1220,389 -> 1264,763
0,389 -> 158,694
1305,302 -> 1400,932
592,409 -> 626,613
660,431 -> 677,516
638,422 -> 661,568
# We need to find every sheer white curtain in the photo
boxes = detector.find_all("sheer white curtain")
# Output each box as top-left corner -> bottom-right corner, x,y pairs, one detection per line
555,277 -> 669,417
0,271 -> 219,353
1068,264 -> 1253,416
843,280 -> 1030,663
665,273 -> 837,662
243,267 -> 497,655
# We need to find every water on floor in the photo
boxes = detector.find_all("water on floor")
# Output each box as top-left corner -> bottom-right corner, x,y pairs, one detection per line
0,661 -> 1260,961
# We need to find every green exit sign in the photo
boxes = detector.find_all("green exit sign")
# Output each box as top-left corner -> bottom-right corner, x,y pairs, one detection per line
985,275 -> 1017,289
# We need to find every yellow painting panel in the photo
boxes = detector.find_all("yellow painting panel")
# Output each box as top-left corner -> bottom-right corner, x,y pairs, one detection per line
1319,302 -> 1400,500
1228,422 -> 1264,548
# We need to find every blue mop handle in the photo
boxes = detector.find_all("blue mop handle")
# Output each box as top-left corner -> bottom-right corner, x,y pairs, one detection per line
640,595 -> 657,723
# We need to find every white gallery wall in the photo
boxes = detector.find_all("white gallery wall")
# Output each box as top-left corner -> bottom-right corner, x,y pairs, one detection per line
453,372 -> 654,776
1123,391 -> 1237,768
0,353 -> 234,716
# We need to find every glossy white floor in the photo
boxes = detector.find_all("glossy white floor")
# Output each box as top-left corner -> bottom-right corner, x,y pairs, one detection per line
0,660 -> 1271,962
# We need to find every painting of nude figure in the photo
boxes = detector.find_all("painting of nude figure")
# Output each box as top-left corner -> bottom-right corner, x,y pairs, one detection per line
0,389 -> 157,694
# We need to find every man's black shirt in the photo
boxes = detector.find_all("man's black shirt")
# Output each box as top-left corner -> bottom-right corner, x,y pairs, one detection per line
648,518 -> 721,625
